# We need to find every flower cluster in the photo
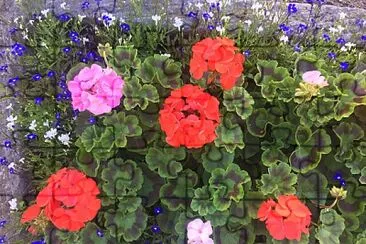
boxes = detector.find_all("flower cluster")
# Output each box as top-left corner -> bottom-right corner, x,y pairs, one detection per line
257,195 -> 312,241
21,168 -> 101,233
159,84 -> 220,148
189,37 -> 245,90
67,64 -> 124,115
187,219 -> 214,244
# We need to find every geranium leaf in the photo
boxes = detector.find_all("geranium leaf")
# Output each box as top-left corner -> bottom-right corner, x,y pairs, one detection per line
190,186 -> 216,216
337,177 -> 366,216
137,163 -> 164,207
104,206 -> 147,242
315,209 -> 345,244
101,158 -> 143,196
223,87 -> 254,120
80,125 -> 103,152
160,169 -> 198,211
145,146 -> 185,178
80,223 -> 112,244
260,162 -> 297,197
215,113 -> 245,153
75,148 -> 100,177
213,225 -> 255,244
333,122 -> 364,162
123,76 -> 159,110
201,144 -> 234,173
209,164 -> 251,211
297,170 -> 328,205
246,108 -> 269,137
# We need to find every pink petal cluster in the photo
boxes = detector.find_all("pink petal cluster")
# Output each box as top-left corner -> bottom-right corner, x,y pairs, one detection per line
187,218 -> 214,244
302,70 -> 328,88
67,64 -> 124,115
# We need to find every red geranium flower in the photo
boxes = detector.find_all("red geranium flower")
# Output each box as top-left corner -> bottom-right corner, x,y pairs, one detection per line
159,84 -> 220,148
21,168 -> 101,233
257,195 -> 312,241
189,37 -> 245,90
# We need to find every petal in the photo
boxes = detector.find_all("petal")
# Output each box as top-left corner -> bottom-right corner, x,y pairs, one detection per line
21,204 -> 41,223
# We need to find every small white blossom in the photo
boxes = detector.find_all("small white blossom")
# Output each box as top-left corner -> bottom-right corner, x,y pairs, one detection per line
345,42 -> 356,50
19,158 -> 25,164
78,15 -> 86,22
340,46 -> 348,52
257,26 -> 264,33
7,162 -> 15,170
280,35 -> 289,43
22,32 -> 29,40
40,42 -> 48,49
195,2 -> 204,9
60,2 -> 68,9
6,115 -> 17,130
29,120 -> 37,130
251,2 -> 263,12
337,25 -> 345,33
173,17 -> 184,31
216,25 -> 225,35
58,133 -> 71,146
29,20 -> 34,25
152,15 -> 161,25
5,103 -> 13,110
43,119 -> 50,127
221,16 -> 230,22
44,128 -> 57,140
206,0 -> 216,4
8,198 -> 18,211
244,20 -> 252,27
82,37 -> 89,45
41,9 -> 50,16
339,12 -> 346,20
161,53 -> 171,57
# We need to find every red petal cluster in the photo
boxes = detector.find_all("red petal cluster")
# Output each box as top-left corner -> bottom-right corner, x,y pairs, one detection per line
159,84 -> 220,148
21,168 -> 101,232
189,37 -> 245,90
257,195 -> 312,241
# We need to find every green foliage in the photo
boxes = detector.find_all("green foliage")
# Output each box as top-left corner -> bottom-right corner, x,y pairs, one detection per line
123,76 -> 159,110
315,209 -> 345,244
260,162 -> 297,197
223,87 -> 255,120
201,144 -> 234,173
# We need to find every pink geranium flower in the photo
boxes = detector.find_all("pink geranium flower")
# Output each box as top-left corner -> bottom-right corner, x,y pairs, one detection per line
302,70 -> 328,88
67,64 -> 124,115
187,218 -> 214,244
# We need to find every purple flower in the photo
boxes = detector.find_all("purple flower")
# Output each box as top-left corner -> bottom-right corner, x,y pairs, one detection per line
154,206 -> 163,215
120,23 -> 130,32
187,11 -> 198,18
336,37 -> 346,46
294,44 -> 301,52
151,225 -> 161,234
0,157 -> 7,165
89,116 -> 96,124
11,43 -> 26,56
0,220 -> 6,228
27,133 -> 37,140
340,179 -> 346,186
81,1 -> 90,10
80,56 -> 88,63
72,109 -> 80,118
63,47 -> 71,54
32,73 -> 42,81
34,97 -> 44,105
47,70 -> 56,77
361,35 -> 366,41
340,61 -> 349,71
69,31 -> 80,43
8,76 -> 19,86
208,25 -> 215,31
58,13 -> 71,22
297,24 -> 307,33
9,27 -> 18,34
327,52 -> 336,59
56,93 -> 63,101
96,230 -> 104,237
244,50 -> 251,57
287,4 -> 297,14
3,140 -> 11,148
202,13 -> 211,20
322,33 -> 331,42
0,65 -> 8,72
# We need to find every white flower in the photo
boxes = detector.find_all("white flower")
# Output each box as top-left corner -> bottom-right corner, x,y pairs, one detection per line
337,25 -> 345,33
28,20 -> 34,25
345,42 -> 356,50
340,46 -> 348,52
78,15 -> 86,22
206,0 -> 216,4
244,20 -> 252,27
58,133 -> 71,146
22,33 -> 29,40
280,35 -> 289,43
29,120 -> 37,130
221,16 -> 230,22
257,26 -> 264,33
216,25 -> 225,35
152,15 -> 161,25
5,103 -> 12,110
339,12 -> 346,20
60,2 -> 68,9
44,128 -> 57,139
7,162 -> 15,170
41,9 -> 50,16
82,37 -> 89,45
19,158 -> 25,164
173,17 -> 184,31
161,53 -> 171,57
8,198 -> 18,211
6,115 -> 17,131
195,2 -> 204,9
251,2 -> 263,12
43,119 -> 50,127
